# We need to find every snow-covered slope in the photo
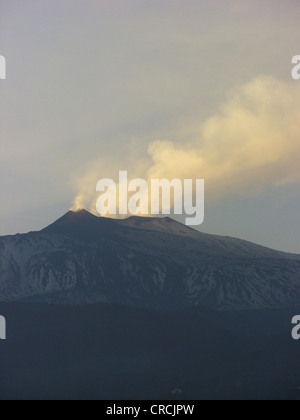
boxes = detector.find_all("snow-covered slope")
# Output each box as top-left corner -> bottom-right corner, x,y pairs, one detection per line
0,210 -> 299,310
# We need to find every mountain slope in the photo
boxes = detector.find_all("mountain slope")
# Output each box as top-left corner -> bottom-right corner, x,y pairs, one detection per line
0,210 -> 299,310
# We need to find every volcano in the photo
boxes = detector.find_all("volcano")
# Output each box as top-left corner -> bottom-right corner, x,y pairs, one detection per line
1,211 -> 300,400
0,210 -> 299,310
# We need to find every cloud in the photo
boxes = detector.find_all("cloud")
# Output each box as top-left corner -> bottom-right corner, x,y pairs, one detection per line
71,76 -> 300,214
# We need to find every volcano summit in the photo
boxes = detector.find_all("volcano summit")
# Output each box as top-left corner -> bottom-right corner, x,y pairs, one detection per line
0,210 -> 299,310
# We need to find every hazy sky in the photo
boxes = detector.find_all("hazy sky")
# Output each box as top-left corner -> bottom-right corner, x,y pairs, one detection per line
0,0 -> 300,252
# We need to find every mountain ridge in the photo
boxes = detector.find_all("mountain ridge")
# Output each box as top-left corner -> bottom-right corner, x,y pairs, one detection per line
0,210 -> 299,310
43,210 -> 299,257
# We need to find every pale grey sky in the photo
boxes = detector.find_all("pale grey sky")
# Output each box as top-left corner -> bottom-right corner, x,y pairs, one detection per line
0,0 -> 300,252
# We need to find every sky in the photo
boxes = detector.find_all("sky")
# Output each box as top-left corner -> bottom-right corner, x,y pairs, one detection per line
0,0 -> 300,253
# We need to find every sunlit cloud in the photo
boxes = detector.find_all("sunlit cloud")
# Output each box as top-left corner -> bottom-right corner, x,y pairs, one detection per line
71,76 -> 300,215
